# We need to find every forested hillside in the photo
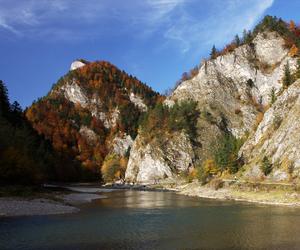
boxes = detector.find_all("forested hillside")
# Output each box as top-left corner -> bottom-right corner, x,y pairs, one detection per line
26,61 -> 162,182
0,81 -> 85,184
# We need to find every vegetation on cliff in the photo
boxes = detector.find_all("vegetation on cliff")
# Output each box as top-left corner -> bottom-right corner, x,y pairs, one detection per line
26,61 -> 161,181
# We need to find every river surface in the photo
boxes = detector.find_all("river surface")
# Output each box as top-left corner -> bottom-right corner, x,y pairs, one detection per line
1,189 -> 300,250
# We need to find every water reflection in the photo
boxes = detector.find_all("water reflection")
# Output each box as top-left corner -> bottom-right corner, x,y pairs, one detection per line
1,190 -> 300,250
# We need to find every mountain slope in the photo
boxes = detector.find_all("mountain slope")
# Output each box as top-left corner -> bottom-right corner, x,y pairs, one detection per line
126,16 -> 300,184
26,60 -> 162,181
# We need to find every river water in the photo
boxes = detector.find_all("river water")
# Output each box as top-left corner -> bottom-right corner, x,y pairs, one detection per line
1,189 -> 300,250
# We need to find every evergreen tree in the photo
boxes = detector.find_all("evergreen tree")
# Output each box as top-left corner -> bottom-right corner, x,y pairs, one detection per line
235,34 -> 240,46
283,61 -> 293,88
0,80 -> 11,117
260,156 -> 272,176
210,45 -> 218,59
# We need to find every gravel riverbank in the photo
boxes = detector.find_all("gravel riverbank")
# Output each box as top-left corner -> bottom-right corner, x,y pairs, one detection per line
0,198 -> 79,217
171,181 -> 300,207
0,185 -> 108,217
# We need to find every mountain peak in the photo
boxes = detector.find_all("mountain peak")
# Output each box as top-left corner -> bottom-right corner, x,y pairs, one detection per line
70,60 -> 86,71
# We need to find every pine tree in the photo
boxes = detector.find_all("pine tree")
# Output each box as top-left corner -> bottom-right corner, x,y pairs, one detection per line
260,156 -> 272,176
210,45 -> 217,59
235,34 -> 240,46
283,61 -> 293,88
0,80 -> 11,117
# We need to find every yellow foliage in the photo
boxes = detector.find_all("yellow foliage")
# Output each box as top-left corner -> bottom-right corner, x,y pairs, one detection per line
289,44 -> 299,57
289,20 -> 296,31
101,154 -> 128,183
203,159 -> 219,175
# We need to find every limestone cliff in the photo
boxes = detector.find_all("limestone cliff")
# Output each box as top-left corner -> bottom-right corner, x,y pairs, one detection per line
126,21 -> 300,184
125,132 -> 194,184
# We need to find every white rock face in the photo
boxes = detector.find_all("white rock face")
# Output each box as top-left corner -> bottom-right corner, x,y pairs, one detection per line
129,93 -> 148,111
168,31 -> 297,138
62,80 -> 88,108
70,60 -> 86,71
254,32 -> 287,65
125,132 -> 194,184
79,126 -> 98,145
112,133 -> 133,156
240,80 -> 300,181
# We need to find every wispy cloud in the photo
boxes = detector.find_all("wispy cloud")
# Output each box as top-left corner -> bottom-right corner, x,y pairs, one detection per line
161,0 -> 274,54
0,0 -> 274,51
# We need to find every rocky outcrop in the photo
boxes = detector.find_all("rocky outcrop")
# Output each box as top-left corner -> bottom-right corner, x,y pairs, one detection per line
168,32 -> 297,138
128,30 -> 300,185
61,80 -> 88,108
125,132 -> 194,184
112,133 -> 133,156
240,80 -> 300,181
129,93 -> 148,111
79,126 -> 98,145
70,60 -> 86,71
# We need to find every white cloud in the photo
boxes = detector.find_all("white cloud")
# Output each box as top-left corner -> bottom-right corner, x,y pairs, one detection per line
162,0 -> 274,54
0,0 -> 274,50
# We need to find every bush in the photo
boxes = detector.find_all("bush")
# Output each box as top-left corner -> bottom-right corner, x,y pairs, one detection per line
196,166 -> 209,185
209,178 -> 224,190
260,156 -> 273,176
101,154 -> 127,183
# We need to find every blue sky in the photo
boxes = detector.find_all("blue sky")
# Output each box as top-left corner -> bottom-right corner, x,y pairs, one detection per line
0,0 -> 299,107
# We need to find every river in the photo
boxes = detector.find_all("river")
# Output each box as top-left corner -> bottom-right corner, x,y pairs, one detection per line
1,189 -> 300,249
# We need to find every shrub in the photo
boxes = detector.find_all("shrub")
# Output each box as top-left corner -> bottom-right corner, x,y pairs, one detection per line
101,154 -> 127,183
234,108 -> 241,115
260,156 -> 273,176
203,159 -> 219,175
196,165 -> 209,185
209,178 -> 224,190
269,87 -> 277,105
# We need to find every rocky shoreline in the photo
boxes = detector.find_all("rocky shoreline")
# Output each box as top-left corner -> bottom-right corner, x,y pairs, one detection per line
0,198 -> 79,217
0,185 -> 108,217
168,181 -> 300,207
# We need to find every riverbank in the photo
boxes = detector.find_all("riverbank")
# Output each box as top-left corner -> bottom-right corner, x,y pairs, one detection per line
163,180 -> 300,207
0,185 -> 106,217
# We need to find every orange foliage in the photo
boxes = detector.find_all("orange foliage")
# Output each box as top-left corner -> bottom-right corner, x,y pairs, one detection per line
26,61 -> 161,179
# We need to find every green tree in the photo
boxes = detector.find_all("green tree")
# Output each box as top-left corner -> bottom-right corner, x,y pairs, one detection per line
235,34 -> 240,46
283,61 -> 293,88
0,80 -> 11,117
210,45 -> 218,59
260,156 -> 272,176
212,134 -> 243,174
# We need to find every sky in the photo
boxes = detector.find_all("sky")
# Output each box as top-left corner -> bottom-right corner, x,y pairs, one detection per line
0,0 -> 300,108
